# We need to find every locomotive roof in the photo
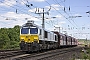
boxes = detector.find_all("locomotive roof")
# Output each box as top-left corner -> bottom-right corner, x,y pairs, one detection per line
21,21 -> 39,28
53,31 -> 65,36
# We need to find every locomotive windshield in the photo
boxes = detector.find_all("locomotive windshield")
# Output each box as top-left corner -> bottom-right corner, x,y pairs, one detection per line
21,28 -> 29,34
30,28 -> 38,34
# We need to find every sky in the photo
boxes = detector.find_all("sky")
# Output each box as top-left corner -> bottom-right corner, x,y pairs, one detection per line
0,0 -> 90,39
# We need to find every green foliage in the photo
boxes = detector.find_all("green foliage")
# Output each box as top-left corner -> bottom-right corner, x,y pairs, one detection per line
0,25 -> 20,50
81,48 -> 90,60
83,53 -> 88,59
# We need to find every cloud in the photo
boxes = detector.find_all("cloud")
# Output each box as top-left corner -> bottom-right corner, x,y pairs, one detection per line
28,8 -> 43,13
0,0 -> 45,7
59,21 -> 66,24
28,0 -> 45,2
54,25 -> 60,27
28,8 -> 36,12
55,14 -> 64,20
0,0 -> 16,7
54,21 -> 66,27
20,0 -> 45,5
2,12 -> 41,21
74,13 -> 81,16
45,4 -> 64,11
0,12 -> 41,28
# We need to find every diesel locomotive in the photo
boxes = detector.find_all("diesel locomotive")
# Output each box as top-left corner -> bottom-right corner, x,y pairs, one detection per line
20,20 -> 78,52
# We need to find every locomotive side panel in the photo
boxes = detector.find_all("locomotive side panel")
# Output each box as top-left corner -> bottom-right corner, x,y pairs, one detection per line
60,35 -> 64,45
67,36 -> 70,45
72,37 -> 74,45
63,35 -> 67,45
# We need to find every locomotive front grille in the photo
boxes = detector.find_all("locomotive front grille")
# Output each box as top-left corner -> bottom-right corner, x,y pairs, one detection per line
20,34 -> 39,43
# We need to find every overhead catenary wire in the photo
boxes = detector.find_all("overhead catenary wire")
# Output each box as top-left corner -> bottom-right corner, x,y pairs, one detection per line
52,0 -> 84,29
45,0 -> 76,28
23,0 -> 54,27
0,0 -> 54,28
45,0 -> 85,38
53,0 -> 79,27
0,0 -> 42,20
58,0 -> 85,36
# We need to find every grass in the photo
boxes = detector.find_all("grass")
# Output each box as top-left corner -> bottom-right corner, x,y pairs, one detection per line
80,48 -> 90,60
78,39 -> 90,47
72,47 -> 90,60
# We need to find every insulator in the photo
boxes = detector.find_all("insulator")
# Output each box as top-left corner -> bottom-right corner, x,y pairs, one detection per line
47,12 -> 49,15
16,9 -> 17,13
26,4 -> 30,7
35,8 -> 37,13
38,8 -> 39,12
64,7 -> 65,12
31,4 -> 33,6
69,6 -> 70,11
16,0 -> 17,2
68,25 -> 69,27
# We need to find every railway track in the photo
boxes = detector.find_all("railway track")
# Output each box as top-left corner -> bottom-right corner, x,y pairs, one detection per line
0,46 -> 83,60
37,47 -> 82,60
0,49 -> 19,52
0,50 -> 25,59
10,46 -> 83,60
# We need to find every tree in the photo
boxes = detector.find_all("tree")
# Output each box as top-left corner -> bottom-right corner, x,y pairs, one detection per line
0,28 -> 10,49
0,25 -> 20,49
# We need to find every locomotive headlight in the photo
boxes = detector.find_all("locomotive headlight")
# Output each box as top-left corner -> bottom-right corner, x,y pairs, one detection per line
21,39 -> 24,41
21,37 -> 25,40
25,41 -> 27,42
34,37 -> 38,40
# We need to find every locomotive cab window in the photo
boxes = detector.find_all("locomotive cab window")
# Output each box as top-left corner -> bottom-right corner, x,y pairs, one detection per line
21,28 -> 29,34
55,35 -> 57,41
44,31 -> 47,38
30,28 -> 38,34
39,29 -> 42,35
